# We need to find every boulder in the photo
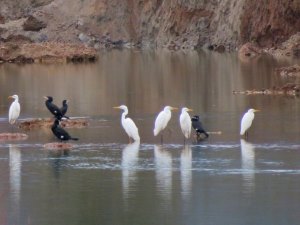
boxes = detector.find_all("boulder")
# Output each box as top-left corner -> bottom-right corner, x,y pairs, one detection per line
23,15 -> 47,31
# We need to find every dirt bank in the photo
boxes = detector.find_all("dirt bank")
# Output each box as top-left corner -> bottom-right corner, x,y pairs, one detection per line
0,0 -> 299,54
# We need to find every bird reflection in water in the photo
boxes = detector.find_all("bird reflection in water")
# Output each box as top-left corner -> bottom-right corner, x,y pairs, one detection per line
48,149 -> 70,180
9,144 -> 21,224
122,141 -> 140,203
240,139 -> 255,194
154,145 -> 172,210
180,145 -> 192,202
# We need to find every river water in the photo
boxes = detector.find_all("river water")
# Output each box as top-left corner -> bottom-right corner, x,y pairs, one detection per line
0,50 -> 300,225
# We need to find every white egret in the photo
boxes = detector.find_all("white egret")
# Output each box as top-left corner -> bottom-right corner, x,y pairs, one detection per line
153,106 -> 177,142
8,95 -> 20,125
240,108 -> 260,138
113,105 -> 140,143
179,107 -> 193,142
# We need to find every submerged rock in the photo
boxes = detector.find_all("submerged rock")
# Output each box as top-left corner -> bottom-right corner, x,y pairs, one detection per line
0,133 -> 28,141
19,118 -> 89,130
43,142 -> 74,150
233,84 -> 300,96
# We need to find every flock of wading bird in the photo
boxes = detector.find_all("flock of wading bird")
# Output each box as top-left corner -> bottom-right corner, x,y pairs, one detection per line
7,94 -> 259,144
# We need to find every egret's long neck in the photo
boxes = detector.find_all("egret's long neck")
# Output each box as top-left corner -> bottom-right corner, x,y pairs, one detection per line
14,97 -> 19,103
121,109 -> 128,122
165,109 -> 171,117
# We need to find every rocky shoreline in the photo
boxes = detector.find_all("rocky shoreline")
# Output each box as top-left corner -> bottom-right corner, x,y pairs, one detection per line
0,0 -> 299,63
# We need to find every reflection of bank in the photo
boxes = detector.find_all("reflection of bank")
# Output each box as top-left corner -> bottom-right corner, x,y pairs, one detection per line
154,145 -> 172,209
240,139 -> 255,194
122,142 -> 140,202
9,144 -> 21,224
180,145 -> 192,200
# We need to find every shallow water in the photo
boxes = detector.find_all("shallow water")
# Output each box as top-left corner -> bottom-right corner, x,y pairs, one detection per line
0,50 -> 300,225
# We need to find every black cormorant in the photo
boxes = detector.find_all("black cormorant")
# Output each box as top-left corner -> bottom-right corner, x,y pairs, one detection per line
51,119 -> 78,141
191,115 -> 209,140
44,96 -> 63,120
60,100 -> 69,119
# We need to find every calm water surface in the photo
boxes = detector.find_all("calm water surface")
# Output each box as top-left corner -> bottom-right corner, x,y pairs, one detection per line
0,50 -> 300,225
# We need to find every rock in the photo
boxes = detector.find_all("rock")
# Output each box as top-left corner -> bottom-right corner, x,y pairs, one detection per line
233,83 -> 300,96
0,14 -> 5,24
4,34 -> 33,44
23,15 -> 47,31
43,142 -> 74,150
266,33 -> 300,58
0,42 -> 97,63
78,33 -> 90,43
215,45 -> 225,53
19,118 -> 89,130
276,64 -> 300,77
238,42 -> 262,60
37,33 -> 48,42
0,133 -> 28,141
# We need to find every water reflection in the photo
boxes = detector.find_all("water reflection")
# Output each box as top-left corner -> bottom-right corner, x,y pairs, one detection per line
154,145 -> 172,209
180,145 -> 192,213
122,142 -> 140,202
9,144 -> 21,225
48,150 -> 70,179
180,145 -> 192,197
240,139 -> 255,194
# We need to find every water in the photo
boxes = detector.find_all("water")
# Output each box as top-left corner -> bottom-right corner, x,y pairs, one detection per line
0,50 -> 300,225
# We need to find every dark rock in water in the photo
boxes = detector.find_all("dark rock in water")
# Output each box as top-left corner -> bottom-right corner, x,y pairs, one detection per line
215,45 -> 225,53
9,55 -> 34,63
23,15 -> 47,31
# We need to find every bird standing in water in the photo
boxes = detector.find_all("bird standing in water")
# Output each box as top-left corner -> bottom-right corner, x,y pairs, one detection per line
180,107 -> 193,143
60,100 -> 70,119
153,106 -> 177,143
191,115 -> 209,140
240,108 -> 260,139
44,96 -> 63,120
8,95 -> 21,125
113,105 -> 140,143
51,119 -> 78,141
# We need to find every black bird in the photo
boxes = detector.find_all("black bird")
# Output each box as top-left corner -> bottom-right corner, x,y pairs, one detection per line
44,96 -> 63,120
51,119 -> 79,141
60,100 -> 70,119
191,115 -> 209,140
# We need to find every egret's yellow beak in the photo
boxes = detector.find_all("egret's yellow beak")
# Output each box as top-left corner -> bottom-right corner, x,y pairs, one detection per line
254,109 -> 260,112
170,107 -> 178,110
113,106 -> 121,109
8,96 -> 13,99
187,108 -> 193,112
